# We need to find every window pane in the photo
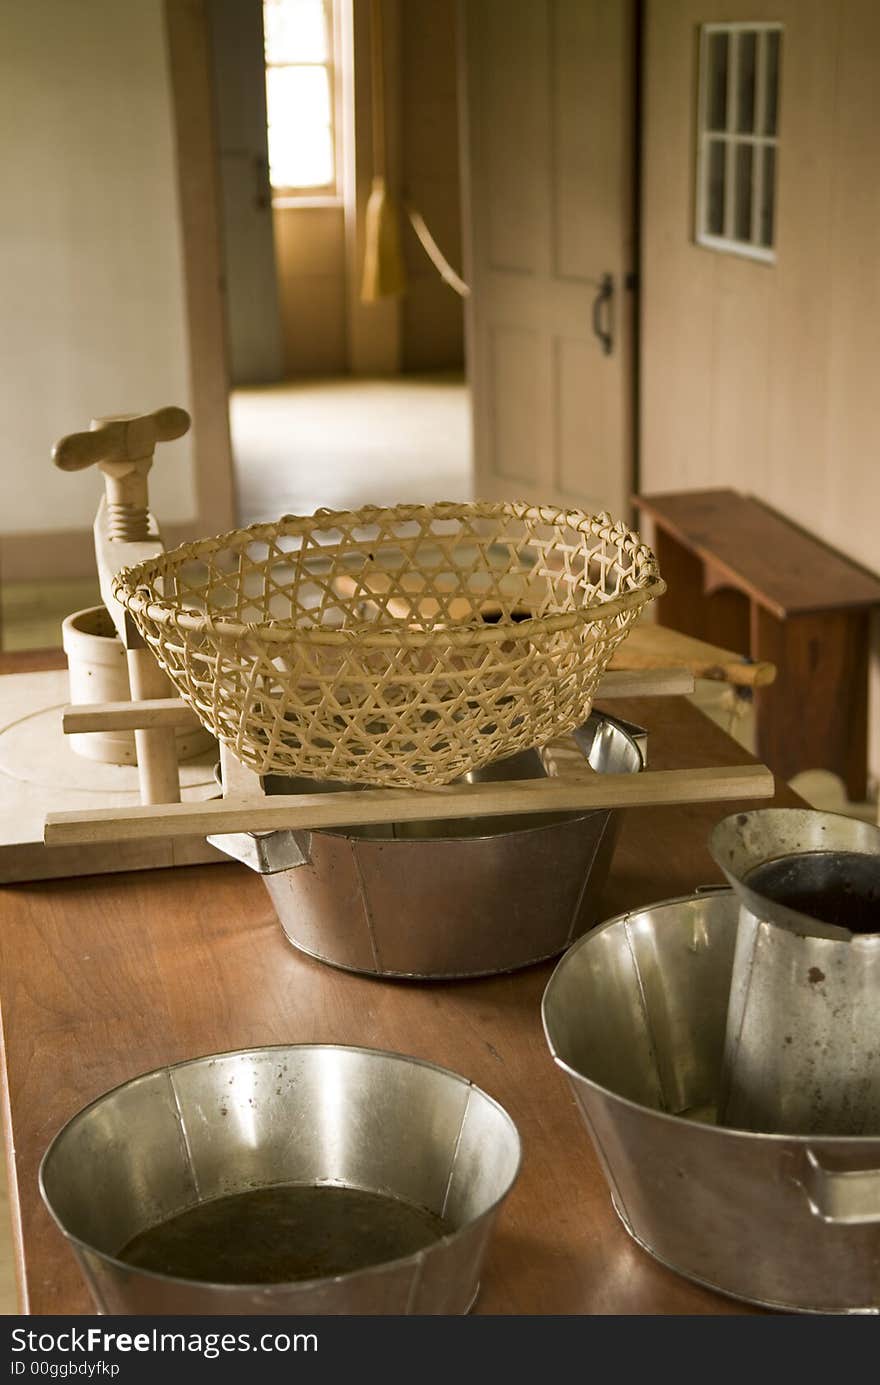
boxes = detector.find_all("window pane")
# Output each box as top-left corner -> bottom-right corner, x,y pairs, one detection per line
266,65 -> 333,188
264,0 -> 328,66
706,32 -> 729,131
736,31 -> 756,132
706,139 -> 726,235
764,30 -> 780,136
734,142 -> 753,241
760,145 -> 776,246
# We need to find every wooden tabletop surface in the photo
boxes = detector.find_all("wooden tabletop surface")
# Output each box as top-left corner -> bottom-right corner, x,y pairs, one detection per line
0,665 -> 799,1315
635,489 -> 880,619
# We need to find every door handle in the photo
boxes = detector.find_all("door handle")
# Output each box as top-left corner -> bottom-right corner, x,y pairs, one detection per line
592,273 -> 614,356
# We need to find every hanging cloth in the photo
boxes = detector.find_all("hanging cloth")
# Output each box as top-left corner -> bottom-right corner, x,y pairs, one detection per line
360,0 -> 406,301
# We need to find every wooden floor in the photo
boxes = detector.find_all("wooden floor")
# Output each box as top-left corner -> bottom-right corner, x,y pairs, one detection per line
231,372 -> 472,525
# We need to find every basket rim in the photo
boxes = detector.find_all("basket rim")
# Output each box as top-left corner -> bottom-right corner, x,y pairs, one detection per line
112,501 -> 665,649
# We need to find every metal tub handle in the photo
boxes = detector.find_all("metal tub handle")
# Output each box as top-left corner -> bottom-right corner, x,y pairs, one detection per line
597,714 -> 648,768
800,1149 -> 880,1225
207,829 -> 311,875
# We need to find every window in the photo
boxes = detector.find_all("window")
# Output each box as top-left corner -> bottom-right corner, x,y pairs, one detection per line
263,0 -> 337,197
696,23 -> 781,262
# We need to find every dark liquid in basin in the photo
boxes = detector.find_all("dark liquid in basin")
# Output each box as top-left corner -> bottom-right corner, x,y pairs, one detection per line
745,853 -> 880,934
118,1185 -> 453,1284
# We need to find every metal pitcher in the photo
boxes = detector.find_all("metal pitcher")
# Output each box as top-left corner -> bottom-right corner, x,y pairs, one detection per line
709,808 -> 880,1135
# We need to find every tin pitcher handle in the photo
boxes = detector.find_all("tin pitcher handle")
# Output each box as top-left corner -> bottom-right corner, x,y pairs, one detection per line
800,1149 -> 880,1225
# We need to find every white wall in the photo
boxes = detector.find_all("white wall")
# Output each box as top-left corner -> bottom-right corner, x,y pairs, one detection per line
0,0 -> 197,536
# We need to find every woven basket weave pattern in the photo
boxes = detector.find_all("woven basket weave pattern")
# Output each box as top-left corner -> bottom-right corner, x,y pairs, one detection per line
113,503 -> 662,787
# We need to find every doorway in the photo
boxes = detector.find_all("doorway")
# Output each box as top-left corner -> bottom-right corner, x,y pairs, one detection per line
204,0 -> 472,523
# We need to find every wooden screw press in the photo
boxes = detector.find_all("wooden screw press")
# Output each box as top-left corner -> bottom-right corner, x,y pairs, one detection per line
53,406 -> 191,805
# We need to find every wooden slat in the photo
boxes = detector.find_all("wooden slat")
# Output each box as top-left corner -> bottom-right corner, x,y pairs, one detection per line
45,763 -> 774,845
61,668 -> 695,740
62,699 -> 201,733
59,670 -> 695,740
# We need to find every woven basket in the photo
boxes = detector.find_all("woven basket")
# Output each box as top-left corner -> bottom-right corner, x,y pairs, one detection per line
112,502 -> 664,788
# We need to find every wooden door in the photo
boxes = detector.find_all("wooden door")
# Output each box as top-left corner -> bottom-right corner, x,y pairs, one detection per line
459,0 -> 636,517
208,0 -> 284,386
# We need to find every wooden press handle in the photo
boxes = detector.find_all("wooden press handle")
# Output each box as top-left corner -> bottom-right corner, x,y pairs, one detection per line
52,406 -> 190,471
53,404 -> 191,544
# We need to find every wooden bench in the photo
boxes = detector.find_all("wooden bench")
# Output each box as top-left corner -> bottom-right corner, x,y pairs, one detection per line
635,488 -> 880,800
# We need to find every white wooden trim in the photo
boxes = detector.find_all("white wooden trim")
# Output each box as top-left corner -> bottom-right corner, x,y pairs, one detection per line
695,21 -> 782,261
700,132 -> 778,147
723,29 -> 739,241
695,233 -> 775,265
701,22 -> 783,36
271,194 -> 343,209
752,29 -> 768,245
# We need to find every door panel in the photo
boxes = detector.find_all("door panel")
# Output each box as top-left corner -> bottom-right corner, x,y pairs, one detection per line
489,328 -> 541,486
556,336 -> 605,498
461,0 -> 635,516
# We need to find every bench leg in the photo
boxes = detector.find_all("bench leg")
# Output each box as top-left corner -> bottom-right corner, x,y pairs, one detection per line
752,606 -> 868,801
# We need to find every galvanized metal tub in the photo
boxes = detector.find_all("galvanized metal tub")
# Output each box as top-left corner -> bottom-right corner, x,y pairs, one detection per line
709,808 -> 880,1135
542,890 -> 880,1313
40,1044 -> 521,1315
209,712 -> 644,980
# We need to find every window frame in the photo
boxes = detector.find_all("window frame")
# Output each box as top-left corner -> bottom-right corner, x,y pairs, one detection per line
695,20 -> 782,264
264,0 -> 342,206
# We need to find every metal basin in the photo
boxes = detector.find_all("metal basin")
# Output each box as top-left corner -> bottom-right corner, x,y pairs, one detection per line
542,890 -> 880,1313
209,712 -> 644,979
40,1044 -> 521,1315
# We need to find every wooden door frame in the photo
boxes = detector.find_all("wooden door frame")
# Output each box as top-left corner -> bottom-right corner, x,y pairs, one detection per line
631,0 -> 645,520
164,0 -> 237,538
0,0 -> 236,583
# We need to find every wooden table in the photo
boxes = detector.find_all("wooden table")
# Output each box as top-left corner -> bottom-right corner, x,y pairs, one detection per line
0,656 -> 798,1316
636,488 -> 880,800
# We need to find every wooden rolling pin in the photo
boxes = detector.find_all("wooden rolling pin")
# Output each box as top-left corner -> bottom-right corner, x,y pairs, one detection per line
608,623 -> 776,688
